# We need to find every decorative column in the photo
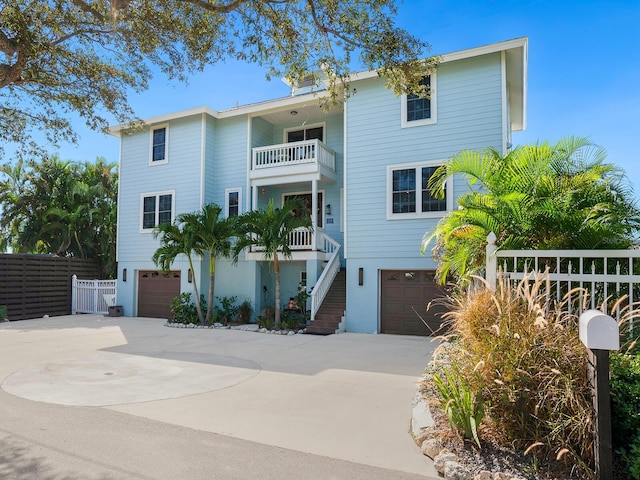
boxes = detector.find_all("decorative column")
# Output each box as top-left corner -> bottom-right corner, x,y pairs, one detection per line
311,179 -> 318,249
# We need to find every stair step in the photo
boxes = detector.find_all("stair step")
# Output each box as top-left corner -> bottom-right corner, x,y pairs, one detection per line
305,325 -> 337,335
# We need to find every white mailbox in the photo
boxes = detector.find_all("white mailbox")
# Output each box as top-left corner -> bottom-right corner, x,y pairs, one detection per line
579,309 -> 620,351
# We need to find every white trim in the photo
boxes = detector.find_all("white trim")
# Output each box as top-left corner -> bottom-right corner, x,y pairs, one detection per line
401,72 -> 437,128
339,188 -> 344,233
200,113 -> 206,207
283,121 -> 326,143
343,101 -> 348,259
139,190 -> 176,233
386,160 -> 452,220
246,115 -> 252,213
501,50 -> 509,155
149,124 -> 169,165
225,187 -> 243,217
115,134 -> 123,263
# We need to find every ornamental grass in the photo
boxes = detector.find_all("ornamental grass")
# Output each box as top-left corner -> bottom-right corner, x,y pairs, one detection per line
429,273 -> 621,478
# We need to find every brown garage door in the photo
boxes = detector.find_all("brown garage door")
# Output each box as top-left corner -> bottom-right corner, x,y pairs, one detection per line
380,270 -> 448,336
138,270 -> 181,319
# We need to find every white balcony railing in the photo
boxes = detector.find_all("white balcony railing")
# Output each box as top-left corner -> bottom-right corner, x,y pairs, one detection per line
251,227 -> 333,253
252,139 -> 335,172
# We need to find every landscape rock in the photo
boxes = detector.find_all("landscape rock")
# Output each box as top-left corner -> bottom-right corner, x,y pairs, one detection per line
493,473 -> 511,480
413,425 -> 441,446
444,460 -> 471,480
474,471 -> 493,480
420,438 -> 442,459
433,451 -> 458,474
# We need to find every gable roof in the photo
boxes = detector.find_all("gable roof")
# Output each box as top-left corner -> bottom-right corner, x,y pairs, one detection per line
108,37 -> 527,135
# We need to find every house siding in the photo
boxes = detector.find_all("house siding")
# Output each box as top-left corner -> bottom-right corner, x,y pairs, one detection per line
116,114 -> 204,315
344,52 -> 505,332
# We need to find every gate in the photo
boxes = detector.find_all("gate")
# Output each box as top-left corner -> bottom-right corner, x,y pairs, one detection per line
71,275 -> 117,314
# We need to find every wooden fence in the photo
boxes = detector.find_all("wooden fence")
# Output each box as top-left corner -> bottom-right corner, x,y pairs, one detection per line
0,254 -> 99,321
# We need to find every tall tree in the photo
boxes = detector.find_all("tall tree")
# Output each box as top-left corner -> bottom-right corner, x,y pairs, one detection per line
422,136 -> 640,285
0,0 -> 435,159
235,198 -> 312,329
153,203 -> 236,325
0,155 -> 118,277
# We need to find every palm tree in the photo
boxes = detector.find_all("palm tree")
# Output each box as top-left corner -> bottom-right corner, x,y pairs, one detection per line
153,221 -> 205,324
153,203 -> 236,325
423,136 -> 640,285
186,204 -> 236,325
234,198 -> 312,329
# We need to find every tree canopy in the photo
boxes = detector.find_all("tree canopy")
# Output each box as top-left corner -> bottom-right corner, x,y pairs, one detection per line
0,0 -> 434,159
422,136 -> 640,285
0,154 -> 118,278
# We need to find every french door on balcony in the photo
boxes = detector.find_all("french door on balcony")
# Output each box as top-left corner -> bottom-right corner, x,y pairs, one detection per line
284,192 -> 323,228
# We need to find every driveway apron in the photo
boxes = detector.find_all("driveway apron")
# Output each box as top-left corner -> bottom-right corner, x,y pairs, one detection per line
0,315 -> 439,478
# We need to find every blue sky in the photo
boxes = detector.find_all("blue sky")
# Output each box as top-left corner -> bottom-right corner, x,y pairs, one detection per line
55,0 -> 640,194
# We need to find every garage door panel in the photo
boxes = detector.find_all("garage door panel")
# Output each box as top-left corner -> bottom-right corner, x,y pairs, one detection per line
138,270 -> 180,319
380,269 -> 448,336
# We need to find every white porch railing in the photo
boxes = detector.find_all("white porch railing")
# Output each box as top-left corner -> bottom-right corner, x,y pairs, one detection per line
71,275 -> 117,314
486,233 -> 640,321
288,227 -> 314,250
310,233 -> 342,322
251,227 -> 334,253
252,139 -> 335,171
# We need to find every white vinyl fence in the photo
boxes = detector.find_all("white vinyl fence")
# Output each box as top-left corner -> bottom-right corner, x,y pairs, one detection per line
485,232 -> 640,321
71,275 -> 117,314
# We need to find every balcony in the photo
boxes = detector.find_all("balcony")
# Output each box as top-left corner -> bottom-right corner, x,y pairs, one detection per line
250,139 -> 336,184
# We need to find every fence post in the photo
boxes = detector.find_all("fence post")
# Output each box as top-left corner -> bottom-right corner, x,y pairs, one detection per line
485,232 -> 497,290
71,275 -> 77,315
579,309 -> 619,480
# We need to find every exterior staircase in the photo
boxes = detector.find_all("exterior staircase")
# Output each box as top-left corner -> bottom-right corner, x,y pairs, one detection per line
306,269 -> 346,335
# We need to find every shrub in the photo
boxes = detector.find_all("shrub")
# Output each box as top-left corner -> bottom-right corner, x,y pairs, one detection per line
236,299 -> 253,324
170,292 -> 207,324
258,307 -> 275,330
431,274 -> 594,476
0,305 -> 7,322
611,350 -> 640,479
282,309 -> 306,330
432,364 -> 484,448
214,296 -> 238,325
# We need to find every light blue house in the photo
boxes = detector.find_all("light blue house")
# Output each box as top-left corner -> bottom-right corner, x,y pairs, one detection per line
109,37 -> 528,335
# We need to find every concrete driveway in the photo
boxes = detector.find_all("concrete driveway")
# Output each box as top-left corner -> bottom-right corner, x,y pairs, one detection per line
0,315 -> 439,479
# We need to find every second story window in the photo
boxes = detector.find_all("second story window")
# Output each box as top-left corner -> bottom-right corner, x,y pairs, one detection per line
401,74 -> 437,128
387,162 -> 449,219
150,125 -> 169,164
225,188 -> 242,217
141,191 -> 174,231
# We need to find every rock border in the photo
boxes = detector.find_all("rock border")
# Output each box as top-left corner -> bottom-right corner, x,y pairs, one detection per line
165,321 -> 306,335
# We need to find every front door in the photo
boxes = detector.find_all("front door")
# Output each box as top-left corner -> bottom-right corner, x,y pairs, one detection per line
284,192 -> 323,228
